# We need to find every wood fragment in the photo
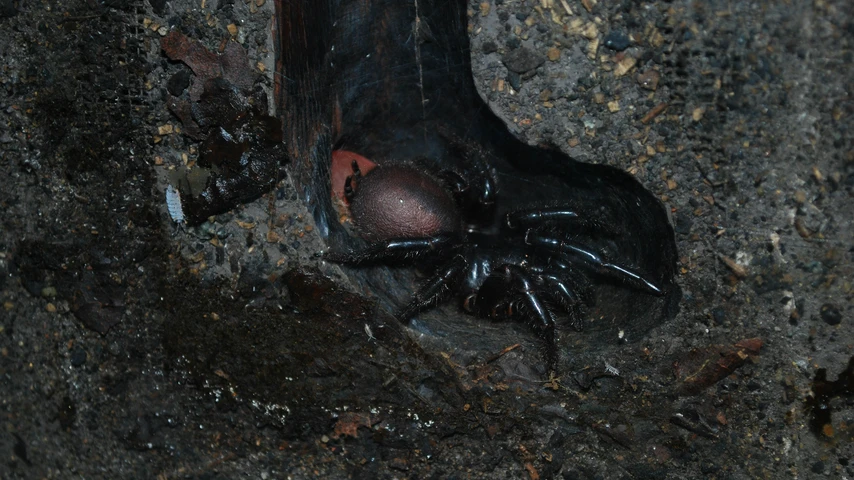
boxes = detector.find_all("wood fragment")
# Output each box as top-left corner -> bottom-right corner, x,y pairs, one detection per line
581,0 -> 595,13
717,253 -> 748,278
560,0 -> 573,15
636,69 -> 660,90
613,56 -> 637,77
480,2 -> 490,16
794,217 -> 812,239
641,103 -> 667,124
485,343 -> 522,364
524,462 -> 540,480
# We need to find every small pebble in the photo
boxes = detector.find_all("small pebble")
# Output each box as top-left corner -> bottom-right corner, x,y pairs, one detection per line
70,346 -> 87,367
107,342 -> 123,357
820,303 -> 842,326
636,70 -> 660,91
506,71 -> 522,90
167,69 -> 192,96
711,307 -> 726,325
603,31 -> 630,51
479,2 -> 490,16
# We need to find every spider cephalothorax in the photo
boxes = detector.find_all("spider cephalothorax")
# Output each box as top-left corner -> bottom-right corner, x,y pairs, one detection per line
326,143 -> 664,373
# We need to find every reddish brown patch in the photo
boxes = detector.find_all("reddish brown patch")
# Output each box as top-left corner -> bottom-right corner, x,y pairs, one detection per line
161,31 -> 254,101
331,149 -> 377,202
672,337 -> 763,395
161,31 -> 219,87
330,412 -> 374,439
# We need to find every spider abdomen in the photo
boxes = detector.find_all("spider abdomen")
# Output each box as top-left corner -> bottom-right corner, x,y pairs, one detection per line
350,165 -> 461,241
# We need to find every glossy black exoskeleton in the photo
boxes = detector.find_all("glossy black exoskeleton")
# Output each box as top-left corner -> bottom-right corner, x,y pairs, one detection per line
326,139 -> 664,372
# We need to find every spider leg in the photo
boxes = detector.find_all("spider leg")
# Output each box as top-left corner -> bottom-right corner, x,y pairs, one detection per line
324,233 -> 459,265
505,207 -> 617,236
526,261 -> 590,330
525,231 -> 664,296
541,274 -> 581,306
539,274 -> 588,331
397,254 -> 467,321
435,129 -> 497,224
343,175 -> 356,203
343,160 -> 362,203
437,166 -> 496,226
541,259 -> 595,306
470,265 -> 559,372
506,208 -> 580,229
437,169 -> 469,197
505,265 -> 559,373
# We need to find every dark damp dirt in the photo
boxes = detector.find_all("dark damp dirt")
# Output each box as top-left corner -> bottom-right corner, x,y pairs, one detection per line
1,0 -> 853,479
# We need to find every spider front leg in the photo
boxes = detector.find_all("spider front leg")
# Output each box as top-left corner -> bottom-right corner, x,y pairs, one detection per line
506,208 -> 581,228
524,230 -> 664,296
506,207 -> 618,237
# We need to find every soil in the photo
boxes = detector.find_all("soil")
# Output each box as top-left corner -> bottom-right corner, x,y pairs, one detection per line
1,0 -> 852,478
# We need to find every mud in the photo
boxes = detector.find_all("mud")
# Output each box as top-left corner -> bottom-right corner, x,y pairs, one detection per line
1,0 -> 852,478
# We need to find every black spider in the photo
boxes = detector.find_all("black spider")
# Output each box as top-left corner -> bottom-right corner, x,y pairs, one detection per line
325,142 -> 664,372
